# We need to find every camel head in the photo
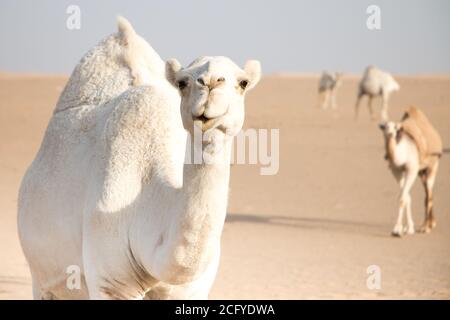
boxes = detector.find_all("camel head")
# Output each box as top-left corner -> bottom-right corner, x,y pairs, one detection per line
379,122 -> 404,161
166,56 -> 261,142
379,121 -> 403,139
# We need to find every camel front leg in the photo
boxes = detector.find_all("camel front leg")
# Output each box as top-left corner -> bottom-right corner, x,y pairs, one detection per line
368,96 -> 375,121
392,168 -> 417,237
354,93 -> 363,120
392,198 -> 406,237
330,88 -> 337,110
31,275 -> 55,300
83,230 -> 154,300
317,90 -> 325,109
380,94 -> 389,121
404,193 -> 415,235
323,90 -> 330,109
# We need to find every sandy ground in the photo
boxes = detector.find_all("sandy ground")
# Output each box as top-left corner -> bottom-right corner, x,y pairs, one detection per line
0,72 -> 449,299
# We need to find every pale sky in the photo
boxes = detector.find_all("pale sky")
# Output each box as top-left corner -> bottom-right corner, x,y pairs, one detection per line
1,0 -> 449,75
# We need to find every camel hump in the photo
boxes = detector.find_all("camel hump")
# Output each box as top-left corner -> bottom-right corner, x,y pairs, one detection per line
117,16 -> 136,40
401,106 -> 443,163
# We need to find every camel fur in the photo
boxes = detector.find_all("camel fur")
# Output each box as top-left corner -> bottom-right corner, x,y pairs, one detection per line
379,106 -> 442,236
18,17 -> 261,300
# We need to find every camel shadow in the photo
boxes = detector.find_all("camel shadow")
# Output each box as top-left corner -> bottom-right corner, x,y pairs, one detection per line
226,213 -> 390,238
442,148 -> 450,155
0,275 -> 30,295
0,275 -> 30,286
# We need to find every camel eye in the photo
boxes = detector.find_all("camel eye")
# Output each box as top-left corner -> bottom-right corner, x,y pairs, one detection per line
239,79 -> 249,90
217,77 -> 225,82
177,80 -> 187,90
197,78 -> 206,86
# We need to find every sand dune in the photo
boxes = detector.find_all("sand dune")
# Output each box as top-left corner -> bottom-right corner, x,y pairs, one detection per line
0,73 -> 449,299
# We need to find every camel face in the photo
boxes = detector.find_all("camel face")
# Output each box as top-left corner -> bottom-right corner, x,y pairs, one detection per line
379,121 -> 401,137
318,71 -> 342,92
317,71 -> 343,109
167,56 -> 261,139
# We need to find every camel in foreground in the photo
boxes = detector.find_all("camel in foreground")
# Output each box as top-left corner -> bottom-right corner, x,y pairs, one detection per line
317,71 -> 342,109
379,107 -> 442,237
356,66 -> 399,121
18,17 -> 261,299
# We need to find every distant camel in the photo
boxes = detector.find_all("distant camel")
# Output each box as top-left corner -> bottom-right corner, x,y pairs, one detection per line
379,107 -> 443,236
317,71 -> 342,109
18,17 -> 261,299
356,66 -> 399,121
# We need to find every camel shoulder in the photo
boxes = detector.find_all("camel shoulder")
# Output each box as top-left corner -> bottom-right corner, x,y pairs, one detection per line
102,84 -> 179,142
97,84 -> 184,205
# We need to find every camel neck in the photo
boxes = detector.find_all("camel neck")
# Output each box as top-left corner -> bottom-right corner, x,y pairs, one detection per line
150,140 -> 231,283
386,134 -> 397,164
385,132 -> 417,168
181,161 -> 231,226
177,143 -> 231,253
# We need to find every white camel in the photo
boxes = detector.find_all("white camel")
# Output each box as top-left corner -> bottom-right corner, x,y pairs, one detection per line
317,71 -> 342,109
355,66 -> 399,121
379,107 -> 442,237
18,17 -> 261,299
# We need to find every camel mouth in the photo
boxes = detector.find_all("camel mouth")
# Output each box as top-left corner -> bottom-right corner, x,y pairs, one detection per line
193,115 -> 227,134
193,115 -> 215,130
194,114 -> 210,123
193,103 -> 230,133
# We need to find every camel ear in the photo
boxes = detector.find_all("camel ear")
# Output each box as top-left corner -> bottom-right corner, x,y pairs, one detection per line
243,60 -> 262,91
117,16 -> 136,44
166,59 -> 182,87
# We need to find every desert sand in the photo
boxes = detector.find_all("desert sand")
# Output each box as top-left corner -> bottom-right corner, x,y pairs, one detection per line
0,72 -> 449,299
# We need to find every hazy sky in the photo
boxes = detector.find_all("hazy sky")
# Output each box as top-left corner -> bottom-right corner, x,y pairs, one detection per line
1,0 -> 449,75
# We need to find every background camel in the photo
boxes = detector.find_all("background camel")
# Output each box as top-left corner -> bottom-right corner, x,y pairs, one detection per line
355,66 -> 400,121
379,106 -> 443,237
317,71 -> 342,109
17,17 -> 261,299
